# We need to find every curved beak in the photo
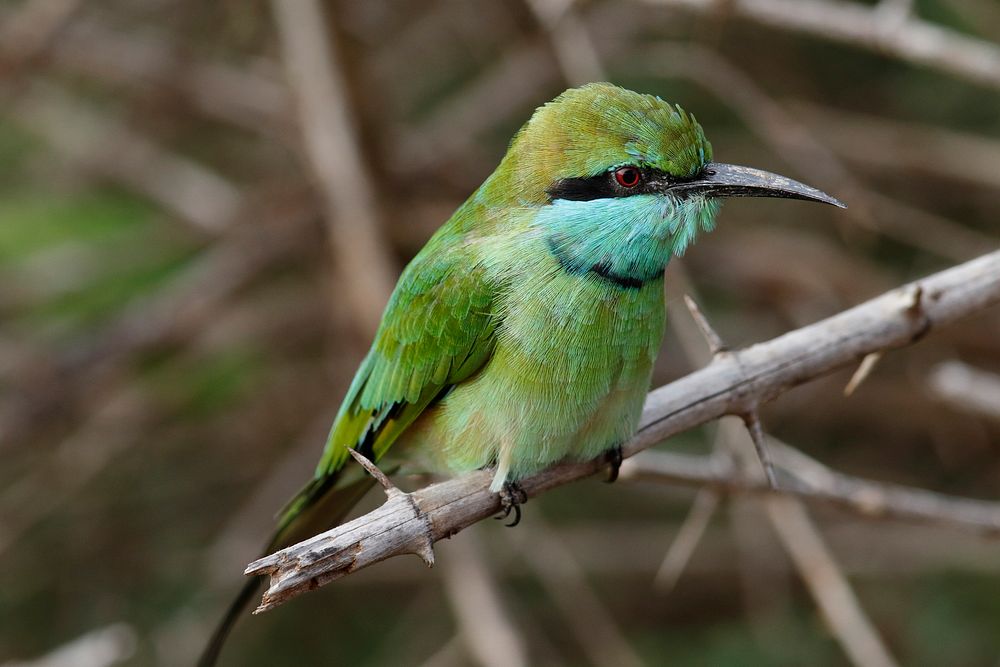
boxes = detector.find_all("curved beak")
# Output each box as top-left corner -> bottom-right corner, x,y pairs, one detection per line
667,163 -> 846,208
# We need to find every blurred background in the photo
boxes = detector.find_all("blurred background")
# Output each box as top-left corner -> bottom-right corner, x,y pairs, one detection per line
2,0 -> 1000,665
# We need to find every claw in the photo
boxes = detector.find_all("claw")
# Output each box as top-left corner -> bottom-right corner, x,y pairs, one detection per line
605,444 -> 623,483
495,481 -> 527,527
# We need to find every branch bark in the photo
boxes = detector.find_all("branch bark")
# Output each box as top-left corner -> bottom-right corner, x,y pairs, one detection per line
246,249 -> 1000,612
622,444 -> 1000,536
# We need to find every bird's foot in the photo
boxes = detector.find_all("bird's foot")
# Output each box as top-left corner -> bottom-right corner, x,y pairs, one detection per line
605,444 -> 623,483
495,481 -> 528,527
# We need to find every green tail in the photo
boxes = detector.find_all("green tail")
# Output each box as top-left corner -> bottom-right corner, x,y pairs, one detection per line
197,471 -> 378,667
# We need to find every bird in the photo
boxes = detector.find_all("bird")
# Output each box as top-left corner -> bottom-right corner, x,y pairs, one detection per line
199,82 -> 843,665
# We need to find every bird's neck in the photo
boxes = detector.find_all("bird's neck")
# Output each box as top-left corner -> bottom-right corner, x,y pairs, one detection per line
536,195 -> 719,288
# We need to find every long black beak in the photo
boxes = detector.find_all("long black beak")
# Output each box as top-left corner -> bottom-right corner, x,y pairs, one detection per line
668,162 -> 845,208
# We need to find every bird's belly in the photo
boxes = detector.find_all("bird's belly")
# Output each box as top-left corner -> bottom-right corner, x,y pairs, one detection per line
401,274 -> 665,487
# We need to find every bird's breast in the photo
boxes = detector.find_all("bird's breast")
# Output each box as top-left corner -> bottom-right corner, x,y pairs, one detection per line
413,256 -> 666,483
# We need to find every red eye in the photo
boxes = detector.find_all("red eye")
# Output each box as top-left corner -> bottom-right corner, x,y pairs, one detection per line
614,167 -> 641,188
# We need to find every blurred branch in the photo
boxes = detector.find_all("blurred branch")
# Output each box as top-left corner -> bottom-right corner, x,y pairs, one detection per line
513,516 -> 644,667
439,528 -> 529,667
246,249 -> 1000,611
1,623 -> 135,667
928,360 -> 1000,421
643,0 -> 1000,91
11,82 -> 242,233
271,0 -> 396,333
0,0 -> 82,75
0,385 -> 149,556
653,485 -> 720,592
639,44 -> 995,262
686,296 -> 895,667
525,0 -> 604,85
860,193 -> 995,262
1,285 -> 330,556
43,15 -> 291,136
621,442 -> 1000,535
394,8 -> 640,172
790,101 -> 1000,193
0,196 -> 317,449
417,637 -> 465,667
394,39 -> 558,172
766,498 -> 898,667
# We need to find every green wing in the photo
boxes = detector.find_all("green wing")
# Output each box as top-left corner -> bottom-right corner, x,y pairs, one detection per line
200,234 -> 499,667
276,234 -> 497,534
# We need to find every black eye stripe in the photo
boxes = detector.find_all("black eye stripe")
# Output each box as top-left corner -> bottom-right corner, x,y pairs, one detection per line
546,174 -> 620,201
546,167 -> 677,202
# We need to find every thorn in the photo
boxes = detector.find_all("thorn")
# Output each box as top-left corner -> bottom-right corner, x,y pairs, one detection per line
683,294 -> 727,357
348,448 -> 396,495
901,283 -> 932,342
414,539 -> 436,567
742,410 -> 778,488
844,351 -> 883,396
906,284 -> 924,315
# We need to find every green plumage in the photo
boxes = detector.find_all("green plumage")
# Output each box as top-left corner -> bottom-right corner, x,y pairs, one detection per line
281,83 -> 714,519
204,82 -> 840,665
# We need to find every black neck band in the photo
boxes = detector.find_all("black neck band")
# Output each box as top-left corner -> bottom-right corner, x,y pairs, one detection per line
547,236 -> 660,290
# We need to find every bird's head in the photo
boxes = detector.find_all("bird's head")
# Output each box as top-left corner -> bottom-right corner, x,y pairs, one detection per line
481,83 -> 843,286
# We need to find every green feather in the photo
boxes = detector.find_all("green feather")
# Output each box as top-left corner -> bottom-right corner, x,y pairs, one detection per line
202,82 -> 727,665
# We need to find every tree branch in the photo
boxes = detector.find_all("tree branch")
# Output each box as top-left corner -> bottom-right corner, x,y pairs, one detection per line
246,249 -> 1000,612
642,0 -> 1000,91
271,0 -> 396,332
765,498 -> 899,667
621,444 -> 1000,535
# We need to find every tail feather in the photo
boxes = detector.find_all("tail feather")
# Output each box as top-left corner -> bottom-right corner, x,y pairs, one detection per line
197,471 -> 380,666
197,575 -> 264,667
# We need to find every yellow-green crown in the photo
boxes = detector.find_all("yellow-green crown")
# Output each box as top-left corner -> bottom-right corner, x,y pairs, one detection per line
494,83 -> 713,204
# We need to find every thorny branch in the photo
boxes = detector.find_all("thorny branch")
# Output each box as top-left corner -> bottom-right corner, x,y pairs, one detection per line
679,274 -> 895,665
621,444 -> 1000,536
246,249 -> 1000,612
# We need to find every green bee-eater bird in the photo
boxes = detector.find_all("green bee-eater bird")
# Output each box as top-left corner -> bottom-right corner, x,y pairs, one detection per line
200,82 -> 842,665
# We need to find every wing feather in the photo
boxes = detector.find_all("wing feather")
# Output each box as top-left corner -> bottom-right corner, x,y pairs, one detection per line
277,233 -> 498,531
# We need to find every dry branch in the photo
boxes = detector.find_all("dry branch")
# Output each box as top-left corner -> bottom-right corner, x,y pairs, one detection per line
766,498 -> 899,667
44,16 -> 291,136
643,0 -> 1000,91
678,280 -> 894,666
0,0 -> 82,74
512,517 -> 645,667
271,0 -> 396,332
928,361 -> 1000,421
622,445 -> 1000,535
246,249 -> 1000,612
0,196 -> 317,449
12,82 -> 242,233
2,622 -> 137,667
438,528 -> 529,667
